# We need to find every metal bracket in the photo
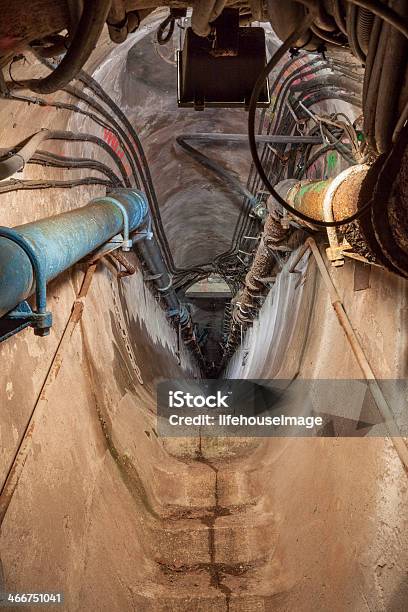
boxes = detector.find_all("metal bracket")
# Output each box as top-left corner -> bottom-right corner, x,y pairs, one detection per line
0,300 -> 53,343
131,214 -> 153,244
157,273 -> 173,292
0,226 -> 53,341
100,196 -> 132,251
250,202 -> 268,220
86,233 -> 127,263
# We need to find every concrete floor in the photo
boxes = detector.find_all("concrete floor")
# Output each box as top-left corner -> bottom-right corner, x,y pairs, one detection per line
0,14 -> 408,612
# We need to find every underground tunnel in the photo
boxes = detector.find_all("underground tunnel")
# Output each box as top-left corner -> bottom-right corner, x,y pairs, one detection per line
1,2 -> 408,610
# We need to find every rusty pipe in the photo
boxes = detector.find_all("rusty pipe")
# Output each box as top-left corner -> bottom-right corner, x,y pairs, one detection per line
284,165 -> 369,225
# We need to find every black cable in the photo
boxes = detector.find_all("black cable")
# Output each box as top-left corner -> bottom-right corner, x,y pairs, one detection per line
297,0 -> 408,39
0,177 -> 112,194
176,136 -> 258,207
248,25 -> 373,228
344,0 -> 408,39
28,56 -> 143,188
157,14 -> 175,45
77,70 -> 180,274
64,84 -> 142,187
31,59 -> 208,277
30,151 -> 124,188
7,0 -> 111,94
46,130 -> 132,187
2,90 -> 140,188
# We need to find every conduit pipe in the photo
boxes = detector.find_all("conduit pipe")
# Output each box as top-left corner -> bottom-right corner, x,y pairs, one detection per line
0,189 -> 148,318
136,230 -> 182,317
0,130 -> 51,180
135,233 -> 205,365
0,188 -> 203,362
177,133 -> 324,145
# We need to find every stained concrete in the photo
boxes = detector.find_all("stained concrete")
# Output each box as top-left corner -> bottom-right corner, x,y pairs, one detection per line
0,14 -> 408,612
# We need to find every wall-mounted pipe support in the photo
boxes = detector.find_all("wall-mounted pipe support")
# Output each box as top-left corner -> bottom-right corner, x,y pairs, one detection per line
0,186 -> 205,369
0,227 -> 52,338
0,189 -> 148,339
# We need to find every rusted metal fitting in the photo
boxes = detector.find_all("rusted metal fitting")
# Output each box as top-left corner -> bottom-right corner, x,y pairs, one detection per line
323,165 -> 369,266
286,165 -> 371,266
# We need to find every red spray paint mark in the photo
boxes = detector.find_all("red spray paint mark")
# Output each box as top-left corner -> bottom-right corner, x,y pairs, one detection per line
103,128 -> 132,177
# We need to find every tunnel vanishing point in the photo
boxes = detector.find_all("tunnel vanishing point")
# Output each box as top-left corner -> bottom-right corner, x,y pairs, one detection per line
1,2 -> 408,611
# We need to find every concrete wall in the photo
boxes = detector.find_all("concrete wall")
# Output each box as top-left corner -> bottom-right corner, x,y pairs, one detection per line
225,246 -> 408,610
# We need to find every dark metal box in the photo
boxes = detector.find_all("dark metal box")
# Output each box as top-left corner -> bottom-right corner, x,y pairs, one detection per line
177,26 -> 270,110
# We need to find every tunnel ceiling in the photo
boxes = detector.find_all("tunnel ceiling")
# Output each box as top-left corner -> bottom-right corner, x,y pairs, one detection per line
121,33 -> 253,270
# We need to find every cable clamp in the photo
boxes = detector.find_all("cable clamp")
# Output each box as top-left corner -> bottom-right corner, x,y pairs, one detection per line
99,196 -> 132,251
157,273 -> 173,292
0,226 -> 52,341
131,214 -> 153,243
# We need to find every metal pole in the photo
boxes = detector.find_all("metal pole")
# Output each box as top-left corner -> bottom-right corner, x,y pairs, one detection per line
306,238 -> 408,473
178,133 -> 324,144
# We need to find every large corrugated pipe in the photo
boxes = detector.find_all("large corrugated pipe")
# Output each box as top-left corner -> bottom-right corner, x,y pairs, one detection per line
0,189 -> 148,318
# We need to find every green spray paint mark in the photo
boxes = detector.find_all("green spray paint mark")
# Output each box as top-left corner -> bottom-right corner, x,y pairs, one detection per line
327,152 -> 338,172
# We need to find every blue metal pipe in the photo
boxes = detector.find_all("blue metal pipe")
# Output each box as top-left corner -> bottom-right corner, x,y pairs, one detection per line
0,189 -> 148,317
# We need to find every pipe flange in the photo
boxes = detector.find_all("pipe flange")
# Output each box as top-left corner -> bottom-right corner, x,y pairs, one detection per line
323,164 -> 369,248
157,273 -> 173,292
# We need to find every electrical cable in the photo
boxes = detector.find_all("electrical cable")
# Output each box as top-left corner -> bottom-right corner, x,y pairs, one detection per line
176,135 -> 258,208
29,151 -> 124,188
0,177 -> 112,194
157,13 -> 175,45
248,29 -> 371,227
343,0 -> 408,39
0,94 -> 139,186
6,0 -> 111,94
76,70 -> 183,275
